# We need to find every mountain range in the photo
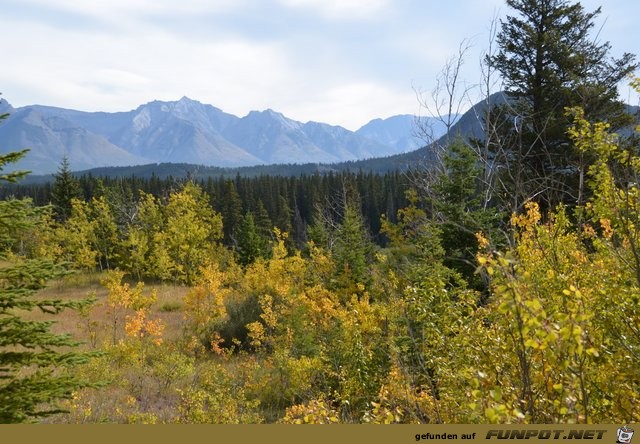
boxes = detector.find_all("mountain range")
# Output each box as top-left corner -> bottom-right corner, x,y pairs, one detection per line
0,97 -> 448,175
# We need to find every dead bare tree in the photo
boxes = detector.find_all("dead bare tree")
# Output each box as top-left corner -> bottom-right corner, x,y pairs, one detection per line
475,12 -> 502,211
408,38 -> 476,214
414,38 -> 475,161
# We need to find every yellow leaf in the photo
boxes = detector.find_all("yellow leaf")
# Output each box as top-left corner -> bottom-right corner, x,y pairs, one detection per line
586,347 -> 599,357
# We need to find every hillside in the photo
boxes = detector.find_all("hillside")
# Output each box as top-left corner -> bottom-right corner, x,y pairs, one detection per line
0,97 -> 442,175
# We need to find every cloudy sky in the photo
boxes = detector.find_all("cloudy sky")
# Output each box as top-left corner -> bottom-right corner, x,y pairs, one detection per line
1,0 -> 638,130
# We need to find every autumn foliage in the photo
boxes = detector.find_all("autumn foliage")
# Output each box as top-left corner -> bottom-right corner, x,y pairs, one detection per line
1,77 -> 640,423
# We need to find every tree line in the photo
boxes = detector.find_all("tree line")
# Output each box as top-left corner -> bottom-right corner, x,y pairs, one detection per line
1,165 -> 413,250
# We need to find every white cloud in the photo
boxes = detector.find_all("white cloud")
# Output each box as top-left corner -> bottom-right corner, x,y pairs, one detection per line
277,0 -> 391,20
2,0 -> 636,132
15,0 -> 243,17
8,0 -> 248,37
0,17 -> 291,114
280,81 -> 418,130
1,2 -> 414,129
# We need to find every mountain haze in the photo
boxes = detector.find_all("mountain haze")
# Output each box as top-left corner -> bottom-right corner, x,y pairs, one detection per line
0,101 -> 148,172
357,115 -> 426,153
0,97 -> 450,174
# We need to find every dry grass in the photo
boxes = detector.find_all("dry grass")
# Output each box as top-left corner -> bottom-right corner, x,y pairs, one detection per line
20,271 -> 190,349
10,269 -> 273,423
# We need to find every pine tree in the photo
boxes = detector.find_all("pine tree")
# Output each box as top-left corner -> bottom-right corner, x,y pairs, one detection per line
274,194 -> 293,236
222,180 -> 243,246
333,200 -> 373,293
0,142 -> 97,422
489,0 -> 637,208
0,103 -> 30,184
51,156 -> 82,222
253,199 -> 274,241
306,198 -> 334,252
236,212 -> 269,266
0,152 -> 29,184
0,260 -> 97,422
429,138 -> 503,287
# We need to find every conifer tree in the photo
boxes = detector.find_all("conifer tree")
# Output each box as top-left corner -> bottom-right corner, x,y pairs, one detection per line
429,138 -> 503,286
0,260 -> 96,422
236,212 -> 269,266
253,199 -> 274,241
333,200 -> 373,293
306,197 -> 335,253
274,195 -> 293,236
488,0 -> 637,209
51,156 -> 82,222
0,126 -> 97,422
222,180 -> 243,246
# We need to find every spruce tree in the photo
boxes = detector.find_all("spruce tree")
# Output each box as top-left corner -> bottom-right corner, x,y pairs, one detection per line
222,180 -> 243,246
236,212 -> 268,266
51,156 -> 81,222
429,138 -> 503,287
489,0 -> 637,208
333,200 -> 373,292
0,140 -> 97,422
0,260 -> 96,422
253,199 -> 273,241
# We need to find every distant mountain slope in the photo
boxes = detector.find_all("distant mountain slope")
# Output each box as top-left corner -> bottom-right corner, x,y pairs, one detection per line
0,98 -> 13,116
4,93 -> 504,180
0,105 -> 149,173
14,91 -> 638,182
29,98 -> 261,168
221,109 -> 332,164
357,115 -> 423,154
1,97 -> 444,174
